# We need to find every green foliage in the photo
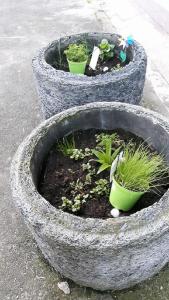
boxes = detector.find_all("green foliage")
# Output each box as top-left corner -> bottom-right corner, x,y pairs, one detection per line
112,63 -> 123,72
57,136 -> 75,156
99,39 -> 115,61
93,135 -> 121,174
70,147 -> 92,160
95,132 -> 119,146
57,136 -> 92,160
115,143 -> 168,192
70,149 -> 85,160
70,179 -> 84,192
90,179 -> 110,196
57,132 -> 168,215
85,173 -> 92,184
82,162 -> 95,174
82,162 -> 92,172
60,178 -> 90,212
60,197 -> 72,209
60,194 -> 89,212
64,43 -> 88,63
82,162 -> 96,185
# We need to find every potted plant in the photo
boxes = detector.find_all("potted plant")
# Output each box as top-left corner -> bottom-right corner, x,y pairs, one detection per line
54,133 -> 167,215
32,32 -> 147,119
109,143 -> 167,211
64,43 -> 88,75
11,102 -> 169,291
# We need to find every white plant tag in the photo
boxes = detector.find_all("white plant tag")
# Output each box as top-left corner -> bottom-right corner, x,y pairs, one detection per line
89,46 -> 100,70
110,156 -> 119,183
119,150 -> 124,162
109,151 -> 124,182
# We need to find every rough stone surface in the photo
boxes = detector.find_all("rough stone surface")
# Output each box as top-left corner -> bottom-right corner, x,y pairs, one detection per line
32,33 -> 147,119
11,102 -> 169,291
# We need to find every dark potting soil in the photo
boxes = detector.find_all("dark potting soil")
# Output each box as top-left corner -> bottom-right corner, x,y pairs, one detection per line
51,55 -> 128,77
38,129 -> 169,219
85,56 -> 127,76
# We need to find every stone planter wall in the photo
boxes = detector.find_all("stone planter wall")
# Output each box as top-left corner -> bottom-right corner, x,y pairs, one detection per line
32,33 -> 147,119
10,102 -> 169,291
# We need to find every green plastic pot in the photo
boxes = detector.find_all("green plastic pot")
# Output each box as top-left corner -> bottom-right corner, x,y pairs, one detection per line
67,59 -> 87,75
109,177 -> 145,211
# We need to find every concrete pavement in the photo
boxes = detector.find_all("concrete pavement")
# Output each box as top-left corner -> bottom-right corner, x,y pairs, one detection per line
91,0 -> 169,117
1,0 -> 169,299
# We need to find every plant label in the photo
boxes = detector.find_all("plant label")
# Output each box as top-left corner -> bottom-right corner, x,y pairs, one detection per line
110,151 -> 124,182
89,46 -> 101,70
120,50 -> 126,62
119,151 -> 124,162
110,156 -> 119,182
118,37 -> 126,49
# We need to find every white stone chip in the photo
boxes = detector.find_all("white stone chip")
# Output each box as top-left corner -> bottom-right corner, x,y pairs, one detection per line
57,281 -> 70,294
110,208 -> 120,218
103,66 -> 109,72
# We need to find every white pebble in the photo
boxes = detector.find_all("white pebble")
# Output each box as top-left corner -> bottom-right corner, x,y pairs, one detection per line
57,281 -> 70,294
110,208 -> 120,218
103,66 -> 109,72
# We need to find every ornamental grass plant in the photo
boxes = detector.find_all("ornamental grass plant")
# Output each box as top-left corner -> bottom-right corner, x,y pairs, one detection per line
114,143 -> 168,193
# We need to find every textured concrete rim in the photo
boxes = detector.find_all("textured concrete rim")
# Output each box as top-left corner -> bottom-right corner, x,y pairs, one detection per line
11,102 -> 169,250
32,32 -> 146,84
32,33 -> 147,120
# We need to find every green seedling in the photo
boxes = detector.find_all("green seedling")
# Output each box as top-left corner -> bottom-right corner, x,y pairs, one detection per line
57,136 -> 75,156
99,39 -> 115,61
93,135 -> 121,173
90,179 -> 110,196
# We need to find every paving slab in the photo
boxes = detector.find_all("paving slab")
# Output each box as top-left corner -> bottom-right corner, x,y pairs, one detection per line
1,0 -> 169,299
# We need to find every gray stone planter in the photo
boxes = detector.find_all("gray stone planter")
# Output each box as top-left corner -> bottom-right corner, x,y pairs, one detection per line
11,102 -> 169,291
32,33 -> 147,119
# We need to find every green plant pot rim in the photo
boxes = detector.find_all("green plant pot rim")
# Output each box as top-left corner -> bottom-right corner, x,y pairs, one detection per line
113,176 -> 145,195
67,59 -> 88,64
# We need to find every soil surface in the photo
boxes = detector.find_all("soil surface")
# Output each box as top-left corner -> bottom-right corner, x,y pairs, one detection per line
51,52 -> 129,76
86,56 -> 127,76
38,129 -> 169,219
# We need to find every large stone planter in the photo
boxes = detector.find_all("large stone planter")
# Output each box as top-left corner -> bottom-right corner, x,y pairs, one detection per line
11,102 -> 169,291
32,33 -> 147,119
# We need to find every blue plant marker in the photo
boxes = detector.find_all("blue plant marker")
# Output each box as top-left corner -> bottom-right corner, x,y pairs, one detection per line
119,50 -> 126,62
127,35 -> 134,46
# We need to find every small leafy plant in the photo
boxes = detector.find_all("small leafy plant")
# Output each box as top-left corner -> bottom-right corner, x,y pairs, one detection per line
93,134 -> 121,173
57,136 -> 75,156
64,43 -> 88,63
60,177 -> 90,212
90,179 -> 110,196
57,137 -> 92,160
114,143 -> 168,192
112,63 -> 123,72
95,132 -> 120,147
70,148 -> 92,160
60,194 -> 89,212
83,162 -> 96,185
99,39 -> 115,61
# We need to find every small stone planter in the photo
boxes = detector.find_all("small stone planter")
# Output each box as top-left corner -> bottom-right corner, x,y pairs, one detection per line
32,33 -> 147,119
11,102 -> 169,291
